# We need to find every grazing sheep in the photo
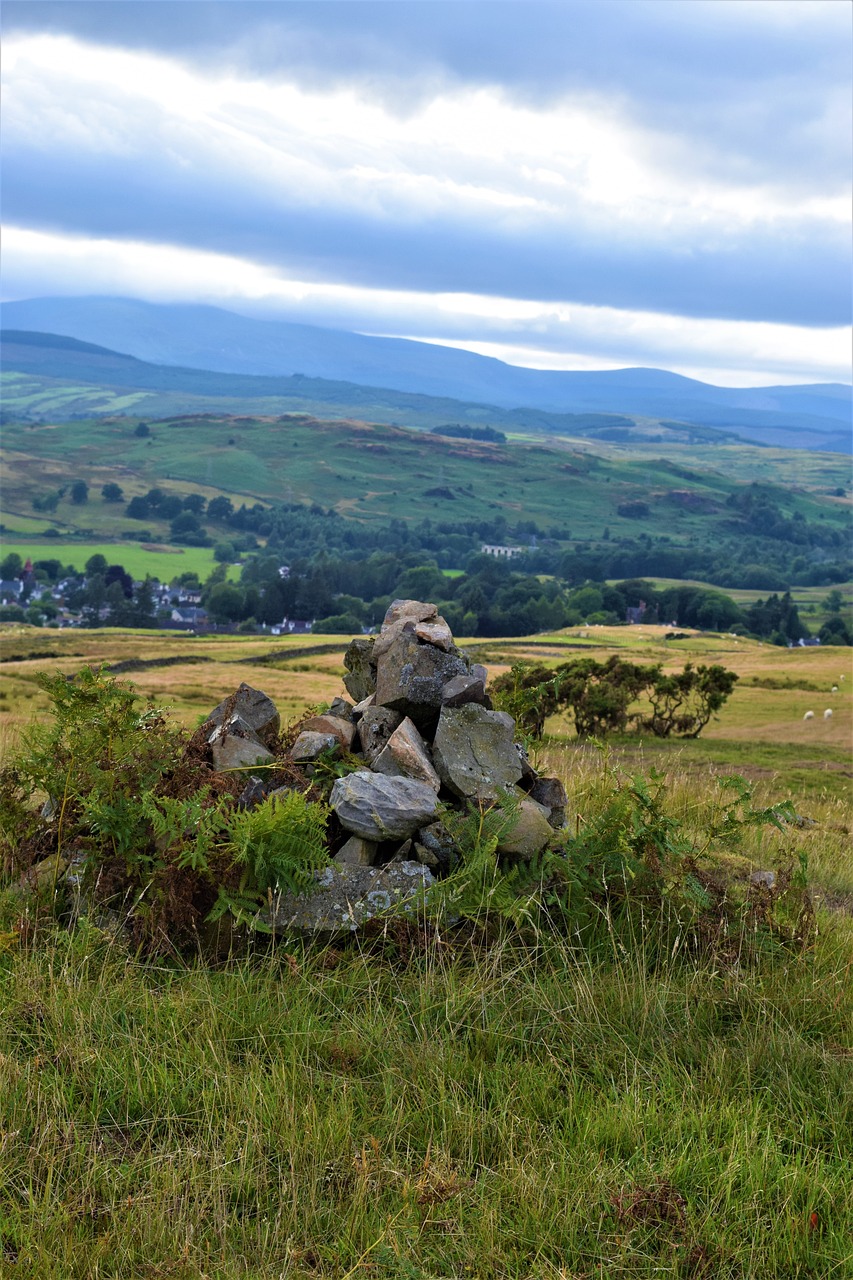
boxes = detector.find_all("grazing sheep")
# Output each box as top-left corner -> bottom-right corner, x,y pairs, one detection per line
831,685 -> 838,693
824,708 -> 833,720
803,711 -> 815,720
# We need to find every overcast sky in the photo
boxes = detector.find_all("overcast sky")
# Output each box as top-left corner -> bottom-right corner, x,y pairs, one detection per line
2,0 -> 851,386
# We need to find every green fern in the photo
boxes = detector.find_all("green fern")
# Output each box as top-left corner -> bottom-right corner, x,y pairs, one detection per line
224,788 -> 330,895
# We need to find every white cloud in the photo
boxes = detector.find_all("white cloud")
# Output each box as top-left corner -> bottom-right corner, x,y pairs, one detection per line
4,31 -> 848,237
4,225 -> 849,387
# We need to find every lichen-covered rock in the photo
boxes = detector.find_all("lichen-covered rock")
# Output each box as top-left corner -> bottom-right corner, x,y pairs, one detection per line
432,704 -> 522,799
342,636 -> 376,702
290,731 -> 340,763
373,717 -> 441,792
330,771 -> 440,841
263,860 -> 434,937
495,798 -> 554,859
206,683 -> 280,748
374,632 -> 468,728
356,706 -> 403,763
328,697 -> 355,721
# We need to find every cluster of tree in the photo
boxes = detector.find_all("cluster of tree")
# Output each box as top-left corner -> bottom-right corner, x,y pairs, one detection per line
491,658 -> 738,740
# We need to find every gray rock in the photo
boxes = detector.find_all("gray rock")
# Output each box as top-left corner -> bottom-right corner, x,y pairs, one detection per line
210,723 -> 274,772
290,731 -> 339,763
374,631 -> 468,728
432,703 -> 523,799
416,820 -> 460,874
206,683 -> 280,748
471,664 -> 489,686
528,776 -> 568,828
330,771 -> 440,841
334,835 -> 378,866
441,672 -> 490,708
372,617 -> 417,659
496,797 -> 554,859
301,714 -> 356,750
343,636 -> 376,702
373,717 -> 441,792
383,599 -> 438,626
351,694 -> 376,719
356,706 -> 403,763
329,697 -> 355,721
264,860 -> 435,937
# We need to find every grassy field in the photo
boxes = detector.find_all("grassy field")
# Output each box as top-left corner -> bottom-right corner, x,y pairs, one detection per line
3,412 -> 849,540
0,625 -> 851,1278
0,539 -> 240,583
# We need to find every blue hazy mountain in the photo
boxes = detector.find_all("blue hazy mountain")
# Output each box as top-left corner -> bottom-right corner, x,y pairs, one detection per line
2,295 -> 849,442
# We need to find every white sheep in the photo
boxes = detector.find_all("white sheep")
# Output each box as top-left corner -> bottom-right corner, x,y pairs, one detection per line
824,708 -> 833,720
803,711 -> 814,720
831,685 -> 838,693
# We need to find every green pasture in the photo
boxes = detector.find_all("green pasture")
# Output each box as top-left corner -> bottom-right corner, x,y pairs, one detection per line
0,539 -> 240,582
3,411 -> 849,540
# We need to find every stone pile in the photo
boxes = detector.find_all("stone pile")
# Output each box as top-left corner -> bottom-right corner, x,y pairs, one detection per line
204,600 -> 567,936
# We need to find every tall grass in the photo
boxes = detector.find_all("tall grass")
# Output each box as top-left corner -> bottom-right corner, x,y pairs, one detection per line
1,917 -> 850,1278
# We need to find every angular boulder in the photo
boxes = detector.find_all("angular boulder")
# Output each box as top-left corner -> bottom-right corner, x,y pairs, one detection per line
441,672 -> 490,709
372,717 -> 441,792
342,637 -> 376,702
374,631 -> 468,728
207,683 -> 280,748
356,706 -> 403,763
383,599 -> 438,627
330,771 -> 440,841
264,860 -> 435,937
432,704 -> 522,799
301,714 -> 356,750
290,731 -> 340,763
334,835 -> 378,866
209,722 -> 274,772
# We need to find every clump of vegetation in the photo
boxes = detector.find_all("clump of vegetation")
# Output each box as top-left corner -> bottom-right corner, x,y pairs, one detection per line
0,666 -> 331,951
492,658 -> 738,741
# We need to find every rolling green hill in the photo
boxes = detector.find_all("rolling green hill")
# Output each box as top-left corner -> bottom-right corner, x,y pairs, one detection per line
3,327 -> 850,451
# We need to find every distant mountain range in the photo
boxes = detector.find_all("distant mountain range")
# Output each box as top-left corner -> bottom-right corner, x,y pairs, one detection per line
2,295 -> 850,452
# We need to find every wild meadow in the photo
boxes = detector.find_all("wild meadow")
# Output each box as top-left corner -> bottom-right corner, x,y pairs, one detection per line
0,625 -> 851,1279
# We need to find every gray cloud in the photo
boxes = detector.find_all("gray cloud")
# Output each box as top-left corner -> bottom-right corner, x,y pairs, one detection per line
4,0 -> 850,190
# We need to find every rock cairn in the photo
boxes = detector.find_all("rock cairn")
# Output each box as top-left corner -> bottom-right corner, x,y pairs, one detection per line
206,600 -> 567,935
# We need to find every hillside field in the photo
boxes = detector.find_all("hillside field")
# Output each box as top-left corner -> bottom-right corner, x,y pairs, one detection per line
1,622 -> 851,1278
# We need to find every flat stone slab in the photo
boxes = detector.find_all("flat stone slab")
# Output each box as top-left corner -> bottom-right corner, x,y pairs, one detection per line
264,860 -> 435,936
330,770 -> 440,841
210,730 -> 274,773
432,703 -> 522,799
414,619 -> 454,651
